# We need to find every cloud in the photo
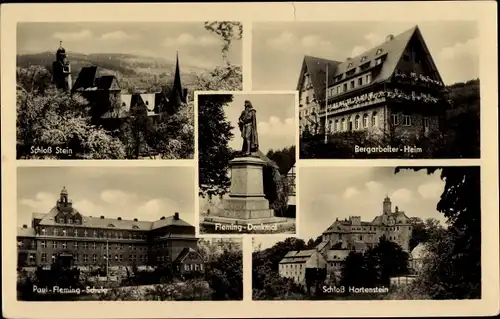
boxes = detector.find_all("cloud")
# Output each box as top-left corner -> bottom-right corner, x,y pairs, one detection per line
19,192 -> 55,210
435,37 -> 479,84
365,181 -> 383,194
137,198 -> 181,218
163,33 -> 220,47
100,190 -> 136,206
100,31 -> 138,41
258,116 -> 295,138
350,32 -> 385,57
72,199 -> 103,216
267,32 -> 335,54
418,182 -> 443,200
391,188 -> 413,203
52,29 -> 93,41
343,187 -> 359,199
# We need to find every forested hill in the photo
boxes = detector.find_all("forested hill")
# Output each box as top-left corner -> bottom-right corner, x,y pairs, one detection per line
17,51 -> 208,92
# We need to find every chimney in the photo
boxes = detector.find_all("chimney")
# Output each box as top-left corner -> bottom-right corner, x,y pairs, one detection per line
386,34 -> 394,42
117,217 -> 122,220
395,206 -> 399,213
100,215 -> 105,219
160,216 -> 165,220
23,224 -> 27,228
133,218 -> 138,222
174,212 -> 179,220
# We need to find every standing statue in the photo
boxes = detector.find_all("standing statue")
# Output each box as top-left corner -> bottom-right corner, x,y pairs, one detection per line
238,100 -> 259,156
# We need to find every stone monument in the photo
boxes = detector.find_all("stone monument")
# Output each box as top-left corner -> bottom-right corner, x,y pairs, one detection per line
202,100 -> 293,232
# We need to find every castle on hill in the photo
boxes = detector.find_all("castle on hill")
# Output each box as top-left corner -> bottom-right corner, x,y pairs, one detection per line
52,41 -> 188,124
279,196 -> 414,285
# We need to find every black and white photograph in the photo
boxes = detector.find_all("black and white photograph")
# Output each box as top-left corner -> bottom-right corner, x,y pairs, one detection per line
253,21 -> 480,159
252,166 -> 480,300
16,167 -> 243,301
197,93 -> 297,234
16,22 -> 242,160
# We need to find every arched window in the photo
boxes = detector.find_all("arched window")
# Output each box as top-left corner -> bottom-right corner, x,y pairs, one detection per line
355,115 -> 360,130
372,112 -> 378,127
341,118 -> 346,131
363,114 -> 369,128
335,120 -> 340,132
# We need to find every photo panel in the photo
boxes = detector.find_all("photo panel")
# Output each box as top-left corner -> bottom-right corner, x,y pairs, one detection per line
16,166 -> 243,301
252,21 -> 480,159
196,91 -> 298,234
252,165 -> 481,300
16,21 -> 243,160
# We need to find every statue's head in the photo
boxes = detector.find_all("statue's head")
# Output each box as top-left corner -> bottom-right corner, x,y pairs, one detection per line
244,100 -> 253,109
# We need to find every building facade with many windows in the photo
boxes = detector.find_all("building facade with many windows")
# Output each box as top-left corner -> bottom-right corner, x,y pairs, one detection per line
17,187 -> 204,270
298,25 -> 447,138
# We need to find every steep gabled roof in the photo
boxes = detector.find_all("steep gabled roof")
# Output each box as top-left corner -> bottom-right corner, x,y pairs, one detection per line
297,55 -> 341,102
333,26 -> 417,83
298,25 -> 444,101
279,249 -> 316,264
96,75 -> 121,91
151,215 -> 193,230
73,66 -> 97,91
174,247 -> 205,263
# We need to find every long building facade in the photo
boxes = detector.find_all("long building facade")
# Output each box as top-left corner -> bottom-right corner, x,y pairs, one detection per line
298,25 -> 447,139
17,187 -> 204,271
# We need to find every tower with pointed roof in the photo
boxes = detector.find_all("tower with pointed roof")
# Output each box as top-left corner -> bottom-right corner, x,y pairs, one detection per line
383,195 -> 392,214
52,41 -> 72,91
297,25 -> 447,139
167,52 -> 188,114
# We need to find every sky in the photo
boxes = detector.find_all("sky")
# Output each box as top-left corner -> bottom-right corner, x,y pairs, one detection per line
252,21 -> 479,89
17,22 -> 242,69
253,166 -> 449,251
223,93 -> 296,153
17,167 -> 195,227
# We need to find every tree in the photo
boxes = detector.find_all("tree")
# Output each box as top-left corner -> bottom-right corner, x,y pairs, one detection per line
365,237 -> 410,286
208,250 -> 243,300
266,146 -> 296,175
198,94 -> 235,198
395,166 -> 481,299
16,66 -> 126,159
204,21 -> 242,62
409,218 -> 445,251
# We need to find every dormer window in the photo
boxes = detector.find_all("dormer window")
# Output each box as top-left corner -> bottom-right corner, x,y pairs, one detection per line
347,63 -> 353,68
360,56 -> 367,62
376,48 -> 383,55
132,225 -> 139,229
108,224 -> 115,228
58,218 -> 64,224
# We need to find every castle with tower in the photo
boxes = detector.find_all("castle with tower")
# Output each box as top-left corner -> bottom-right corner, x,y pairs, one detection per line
279,196 -> 414,286
52,41 -> 187,124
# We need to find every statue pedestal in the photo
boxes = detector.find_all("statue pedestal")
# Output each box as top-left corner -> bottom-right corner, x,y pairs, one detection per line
201,156 -> 294,233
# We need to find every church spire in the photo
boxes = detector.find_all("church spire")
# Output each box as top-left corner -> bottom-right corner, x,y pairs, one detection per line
169,51 -> 184,107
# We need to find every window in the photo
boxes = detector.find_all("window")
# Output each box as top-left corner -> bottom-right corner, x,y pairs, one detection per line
74,229 -> 78,237
361,56 -> 367,62
93,230 -> 98,238
83,254 -> 88,263
92,254 -> 97,263
41,228 -> 46,235
355,115 -> 361,130
62,241 -> 67,249
58,218 -> 64,224
392,114 -> 399,125
83,242 -> 88,249
74,241 -> 78,249
348,63 -> 353,68
403,114 -> 411,126
92,242 -> 96,250
62,229 -> 66,236
305,96 -> 309,104
53,229 -> 58,236
119,255 -> 123,262
41,253 -> 47,262
75,219 -> 80,224
18,240 -> 24,248
358,78 -> 363,86
337,86 -> 341,94
185,264 -> 189,271
335,120 -> 340,132
68,219 -> 73,224
363,114 -> 369,128
366,74 -> 372,84
375,58 -> 382,65
41,240 -> 46,248
376,48 -> 383,55
116,244 -> 120,250
374,112 -> 384,129
341,118 -> 346,131
343,83 -> 347,92
53,241 -> 57,249
350,81 -> 354,89
423,117 -> 429,130
84,230 -> 88,237
312,93 -> 316,100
